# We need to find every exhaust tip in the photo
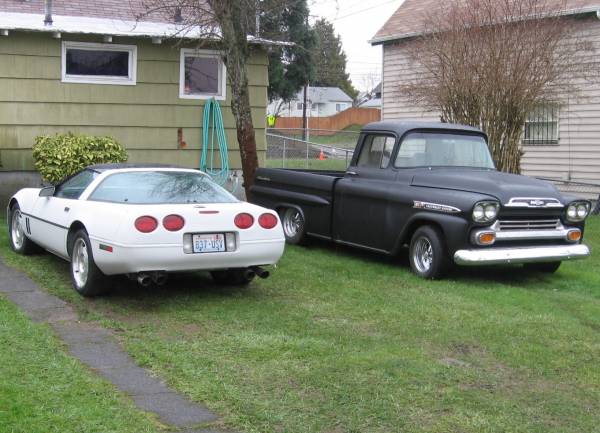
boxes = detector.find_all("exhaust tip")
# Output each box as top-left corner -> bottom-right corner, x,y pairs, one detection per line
137,273 -> 152,287
251,266 -> 270,279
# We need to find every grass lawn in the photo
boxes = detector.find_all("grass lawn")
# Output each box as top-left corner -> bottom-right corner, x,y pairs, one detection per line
307,125 -> 362,148
1,216 -> 600,433
0,296 -> 160,433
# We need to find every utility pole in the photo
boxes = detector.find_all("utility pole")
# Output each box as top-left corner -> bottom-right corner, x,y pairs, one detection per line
302,83 -> 309,141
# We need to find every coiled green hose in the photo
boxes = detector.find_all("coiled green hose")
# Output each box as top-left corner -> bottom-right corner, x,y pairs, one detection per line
201,98 -> 231,187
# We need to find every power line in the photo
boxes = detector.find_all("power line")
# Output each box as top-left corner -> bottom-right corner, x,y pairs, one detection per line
331,0 -> 399,21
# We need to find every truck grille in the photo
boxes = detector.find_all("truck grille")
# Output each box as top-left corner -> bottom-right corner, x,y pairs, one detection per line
497,219 -> 561,231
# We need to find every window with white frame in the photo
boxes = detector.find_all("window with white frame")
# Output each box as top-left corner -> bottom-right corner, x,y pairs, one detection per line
336,103 -> 346,112
180,49 -> 226,100
296,102 -> 303,110
523,104 -> 559,145
62,41 -> 137,85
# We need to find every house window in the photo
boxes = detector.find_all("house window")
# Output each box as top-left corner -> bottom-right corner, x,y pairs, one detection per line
62,41 -> 137,85
180,49 -> 226,100
523,105 -> 559,145
336,103 -> 345,112
296,102 -> 303,110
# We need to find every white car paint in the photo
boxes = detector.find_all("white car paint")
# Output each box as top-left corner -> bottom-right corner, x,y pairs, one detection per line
8,167 -> 285,276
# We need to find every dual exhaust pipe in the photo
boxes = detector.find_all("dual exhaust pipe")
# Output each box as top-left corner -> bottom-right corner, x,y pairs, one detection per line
135,266 -> 270,287
137,271 -> 168,287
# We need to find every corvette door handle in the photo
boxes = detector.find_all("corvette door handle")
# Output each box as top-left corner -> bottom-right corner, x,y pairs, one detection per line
64,207 -> 70,212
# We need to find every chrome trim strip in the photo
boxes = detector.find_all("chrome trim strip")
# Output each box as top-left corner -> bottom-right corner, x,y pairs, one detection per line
413,201 -> 461,214
477,220 -> 575,241
454,244 -> 590,266
504,197 -> 564,208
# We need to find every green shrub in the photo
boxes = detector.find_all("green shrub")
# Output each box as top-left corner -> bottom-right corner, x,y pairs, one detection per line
33,133 -> 128,184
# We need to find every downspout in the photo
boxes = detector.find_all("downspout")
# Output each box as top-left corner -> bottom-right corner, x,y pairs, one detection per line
44,0 -> 53,26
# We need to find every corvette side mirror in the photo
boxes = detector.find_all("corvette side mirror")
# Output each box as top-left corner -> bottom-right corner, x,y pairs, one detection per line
39,186 -> 55,197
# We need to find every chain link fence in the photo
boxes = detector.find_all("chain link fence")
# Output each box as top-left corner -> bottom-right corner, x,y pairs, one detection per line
266,129 -> 356,171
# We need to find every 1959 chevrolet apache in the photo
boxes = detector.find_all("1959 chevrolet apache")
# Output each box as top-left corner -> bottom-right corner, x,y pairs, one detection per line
250,121 -> 592,279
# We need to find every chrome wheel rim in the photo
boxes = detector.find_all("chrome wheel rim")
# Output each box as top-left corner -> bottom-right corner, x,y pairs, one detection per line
413,237 -> 434,274
72,238 -> 89,289
283,209 -> 303,238
11,210 -> 25,250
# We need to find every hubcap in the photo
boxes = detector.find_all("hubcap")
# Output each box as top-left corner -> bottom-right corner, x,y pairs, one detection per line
413,237 -> 434,273
282,209 -> 303,238
72,238 -> 89,289
11,210 -> 25,250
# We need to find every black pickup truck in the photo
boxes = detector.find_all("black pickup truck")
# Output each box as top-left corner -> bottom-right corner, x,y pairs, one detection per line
250,121 -> 591,279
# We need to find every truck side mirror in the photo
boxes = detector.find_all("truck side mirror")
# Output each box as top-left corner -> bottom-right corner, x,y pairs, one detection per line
39,186 -> 55,197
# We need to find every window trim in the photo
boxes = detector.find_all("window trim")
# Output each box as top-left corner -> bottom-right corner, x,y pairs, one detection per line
179,48 -> 227,100
61,41 -> 137,86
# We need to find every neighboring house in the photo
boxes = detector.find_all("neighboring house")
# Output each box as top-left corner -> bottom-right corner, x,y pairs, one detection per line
268,86 -> 353,118
371,0 -> 600,194
0,0 -> 273,204
359,82 -> 382,108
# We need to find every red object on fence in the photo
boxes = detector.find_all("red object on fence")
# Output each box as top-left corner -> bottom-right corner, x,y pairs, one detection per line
318,149 -> 326,160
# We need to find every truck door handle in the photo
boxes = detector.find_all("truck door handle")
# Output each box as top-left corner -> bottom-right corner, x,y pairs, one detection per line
64,207 -> 70,212
347,171 -> 358,177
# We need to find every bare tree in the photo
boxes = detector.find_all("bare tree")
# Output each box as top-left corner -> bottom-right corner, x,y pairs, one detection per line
401,0 -> 595,173
135,0 -> 272,198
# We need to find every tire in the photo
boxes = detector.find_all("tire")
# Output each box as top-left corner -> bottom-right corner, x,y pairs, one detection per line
210,268 -> 255,286
524,262 -> 561,273
8,204 -> 40,255
279,207 -> 306,245
409,226 -> 451,279
69,230 -> 108,297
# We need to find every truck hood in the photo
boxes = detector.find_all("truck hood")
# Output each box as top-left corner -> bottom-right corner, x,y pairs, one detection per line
410,169 -> 563,204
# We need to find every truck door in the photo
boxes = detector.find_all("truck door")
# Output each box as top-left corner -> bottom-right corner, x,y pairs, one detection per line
333,133 -> 396,251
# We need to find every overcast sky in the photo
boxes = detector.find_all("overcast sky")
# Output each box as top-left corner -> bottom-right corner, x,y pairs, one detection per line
309,0 -> 405,92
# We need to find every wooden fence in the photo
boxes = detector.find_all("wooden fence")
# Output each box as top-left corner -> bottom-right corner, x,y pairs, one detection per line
273,107 -> 381,135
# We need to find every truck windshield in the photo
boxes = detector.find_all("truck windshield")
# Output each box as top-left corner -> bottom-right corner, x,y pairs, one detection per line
394,132 -> 495,169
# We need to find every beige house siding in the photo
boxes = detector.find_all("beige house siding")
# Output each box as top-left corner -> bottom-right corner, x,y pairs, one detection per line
0,32 -> 268,172
380,16 -> 600,198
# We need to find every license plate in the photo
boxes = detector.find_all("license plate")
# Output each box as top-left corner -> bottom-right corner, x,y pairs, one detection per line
192,233 -> 226,253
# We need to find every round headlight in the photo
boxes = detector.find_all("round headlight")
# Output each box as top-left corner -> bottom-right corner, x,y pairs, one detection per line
577,204 -> 589,219
484,204 -> 498,220
473,204 -> 485,221
567,204 -> 578,220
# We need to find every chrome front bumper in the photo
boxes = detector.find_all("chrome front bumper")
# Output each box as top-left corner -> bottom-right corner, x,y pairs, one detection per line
454,244 -> 591,266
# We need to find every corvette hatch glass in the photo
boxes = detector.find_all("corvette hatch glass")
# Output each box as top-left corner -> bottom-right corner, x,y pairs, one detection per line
89,171 -> 237,204
394,132 -> 495,169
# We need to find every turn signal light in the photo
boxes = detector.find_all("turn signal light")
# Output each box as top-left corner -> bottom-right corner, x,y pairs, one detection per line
567,229 -> 582,242
477,232 -> 496,246
258,213 -> 278,229
163,214 -> 185,232
135,216 -> 158,233
234,213 -> 254,229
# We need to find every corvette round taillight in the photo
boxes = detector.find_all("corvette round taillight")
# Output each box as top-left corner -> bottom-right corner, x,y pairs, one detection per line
135,216 -> 158,233
163,214 -> 185,232
234,213 -> 254,229
258,213 -> 278,229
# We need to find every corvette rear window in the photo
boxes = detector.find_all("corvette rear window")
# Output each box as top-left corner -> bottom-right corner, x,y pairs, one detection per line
89,171 -> 238,204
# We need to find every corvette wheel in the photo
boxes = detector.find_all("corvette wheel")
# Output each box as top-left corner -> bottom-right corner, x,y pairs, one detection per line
70,230 -> 108,297
280,207 -> 306,245
409,226 -> 450,279
211,268 -> 255,286
8,204 -> 39,255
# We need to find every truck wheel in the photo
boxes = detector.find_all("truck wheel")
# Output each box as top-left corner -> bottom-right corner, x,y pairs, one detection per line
524,262 -> 561,273
8,204 -> 40,255
69,230 -> 108,297
409,226 -> 450,279
211,268 -> 255,286
279,208 -> 306,245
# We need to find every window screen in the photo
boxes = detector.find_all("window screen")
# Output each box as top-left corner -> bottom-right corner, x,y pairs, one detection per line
180,50 -> 225,99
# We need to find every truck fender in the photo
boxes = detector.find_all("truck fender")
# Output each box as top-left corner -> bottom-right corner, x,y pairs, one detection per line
392,212 -> 468,255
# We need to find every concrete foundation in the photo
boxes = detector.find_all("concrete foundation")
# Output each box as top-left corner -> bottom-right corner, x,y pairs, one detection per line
0,171 -> 42,209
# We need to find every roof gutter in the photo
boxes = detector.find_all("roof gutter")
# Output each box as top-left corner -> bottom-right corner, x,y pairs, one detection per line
369,5 -> 600,45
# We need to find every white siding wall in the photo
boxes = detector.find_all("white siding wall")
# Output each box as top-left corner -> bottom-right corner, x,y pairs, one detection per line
380,17 -> 600,198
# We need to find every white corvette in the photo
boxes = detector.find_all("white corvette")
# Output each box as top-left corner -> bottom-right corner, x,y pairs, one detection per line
7,164 -> 286,296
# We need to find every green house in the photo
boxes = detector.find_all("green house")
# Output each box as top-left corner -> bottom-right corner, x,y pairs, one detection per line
0,1 -> 271,204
